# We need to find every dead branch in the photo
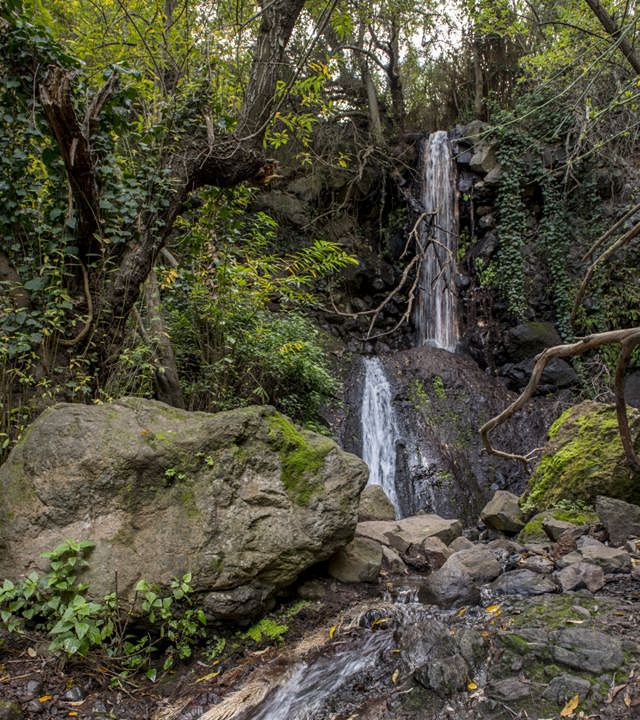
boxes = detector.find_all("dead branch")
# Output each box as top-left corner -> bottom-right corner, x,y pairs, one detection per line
581,201 -> 640,261
480,327 -> 640,465
615,330 -> 640,472
571,219 -> 640,325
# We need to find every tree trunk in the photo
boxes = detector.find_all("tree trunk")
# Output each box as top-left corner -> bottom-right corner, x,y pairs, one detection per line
142,269 -> 185,408
583,0 -> 640,75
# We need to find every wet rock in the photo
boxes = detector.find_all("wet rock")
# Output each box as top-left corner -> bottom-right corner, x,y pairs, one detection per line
381,545 -> 407,575
577,537 -> 631,573
543,517 -> 583,542
449,536 -> 475,552
419,536 -> 452,570
556,551 -> 583,569
555,562 -> 605,592
63,686 -> 84,701
450,546 -> 501,582
491,568 -> 557,596
419,556 -> 480,608
358,485 -> 396,522
503,321 -> 561,362
328,537 -> 382,583
0,701 -> 22,720
387,515 -> 462,550
487,677 -> 531,702
551,628 -> 623,673
543,674 -> 591,705
596,495 -> 640,546
480,491 -> 525,533
519,555 -> 555,574
469,141 -> 498,175
356,520 -> 399,546
415,653 -> 469,695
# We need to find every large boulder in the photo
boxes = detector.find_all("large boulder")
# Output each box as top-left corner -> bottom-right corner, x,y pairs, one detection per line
0,399 -> 367,621
525,401 -> 640,511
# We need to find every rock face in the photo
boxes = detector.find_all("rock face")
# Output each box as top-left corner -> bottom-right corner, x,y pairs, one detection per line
526,401 -> 640,510
0,399 -> 367,620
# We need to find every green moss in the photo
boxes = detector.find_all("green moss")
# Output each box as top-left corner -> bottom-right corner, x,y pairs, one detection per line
498,632 -> 531,654
267,413 -> 332,506
517,514 -> 547,544
510,594 -> 598,630
525,402 -> 640,512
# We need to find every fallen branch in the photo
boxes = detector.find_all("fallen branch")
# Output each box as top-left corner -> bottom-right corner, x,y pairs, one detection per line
480,327 -> 640,466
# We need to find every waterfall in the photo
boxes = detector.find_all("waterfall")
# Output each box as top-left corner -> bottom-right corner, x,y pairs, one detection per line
415,130 -> 459,352
360,357 -> 400,516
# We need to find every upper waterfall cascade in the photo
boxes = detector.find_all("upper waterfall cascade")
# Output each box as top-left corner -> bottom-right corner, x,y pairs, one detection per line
360,356 -> 400,516
415,130 -> 459,352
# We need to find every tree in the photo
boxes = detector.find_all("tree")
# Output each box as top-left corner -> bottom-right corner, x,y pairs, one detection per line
0,0 -> 309,399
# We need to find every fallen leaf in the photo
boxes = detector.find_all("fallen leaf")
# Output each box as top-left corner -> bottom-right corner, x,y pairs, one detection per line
68,713 -> 78,717
195,671 -> 221,683
372,617 -> 390,627
467,681 -> 478,691
485,604 -> 501,614
456,607 -> 467,618
480,630 -> 490,638
624,693 -> 632,708
38,696 -> 53,703
566,619 -> 584,624
391,669 -> 400,685
27,647 -> 37,658
606,683 -> 627,703
560,694 -> 579,717
329,625 -> 337,639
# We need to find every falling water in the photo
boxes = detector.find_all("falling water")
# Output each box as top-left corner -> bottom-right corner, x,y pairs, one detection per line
415,130 -> 459,352
360,357 -> 400,516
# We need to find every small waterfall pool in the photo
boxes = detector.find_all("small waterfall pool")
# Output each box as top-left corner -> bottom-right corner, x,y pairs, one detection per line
360,356 -> 400,516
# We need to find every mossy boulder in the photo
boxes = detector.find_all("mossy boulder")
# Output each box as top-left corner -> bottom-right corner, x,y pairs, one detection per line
518,505 -> 598,544
524,401 -> 640,512
0,399 -> 367,621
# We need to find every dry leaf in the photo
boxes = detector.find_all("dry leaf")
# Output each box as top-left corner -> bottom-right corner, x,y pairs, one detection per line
606,683 -> 627,703
480,630 -> 490,637
391,669 -> 400,685
38,696 -> 53,703
27,647 -> 37,658
485,604 -> 501,614
560,694 -> 579,717
68,713 -> 79,718
624,693 -> 632,708
372,617 -> 390,627
329,625 -> 337,639
456,607 -> 467,618
467,681 -> 478,691
566,619 -> 584,624
195,671 -> 221,683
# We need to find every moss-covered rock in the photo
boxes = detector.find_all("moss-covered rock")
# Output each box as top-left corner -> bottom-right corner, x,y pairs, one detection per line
518,505 -> 598,544
0,399 -> 367,621
524,401 -> 640,512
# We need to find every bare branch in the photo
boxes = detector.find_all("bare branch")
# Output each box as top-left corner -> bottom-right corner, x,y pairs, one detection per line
480,328 -> 640,465
615,330 -> 640,472
571,219 -> 640,325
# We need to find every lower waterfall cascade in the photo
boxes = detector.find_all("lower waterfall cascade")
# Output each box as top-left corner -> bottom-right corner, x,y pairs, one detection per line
360,356 -> 400,516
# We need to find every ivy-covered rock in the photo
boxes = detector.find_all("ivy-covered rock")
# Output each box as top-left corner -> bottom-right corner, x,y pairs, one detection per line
0,399 -> 367,621
524,401 -> 640,512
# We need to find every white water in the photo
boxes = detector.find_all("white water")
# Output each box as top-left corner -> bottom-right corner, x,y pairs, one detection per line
360,357 -> 400,516
415,130 -> 459,352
